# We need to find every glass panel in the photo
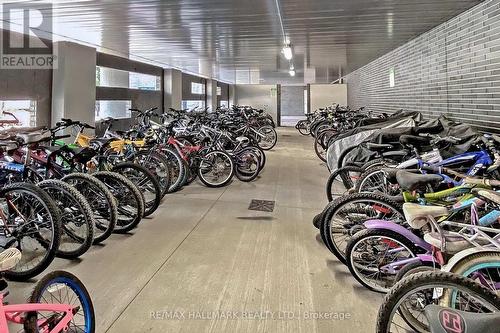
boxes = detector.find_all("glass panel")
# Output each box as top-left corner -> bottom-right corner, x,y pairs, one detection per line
0,100 -> 37,127
191,82 -> 205,94
96,66 -> 160,91
129,72 -> 161,90
95,100 -> 132,120
182,100 -> 205,110
219,100 -> 229,108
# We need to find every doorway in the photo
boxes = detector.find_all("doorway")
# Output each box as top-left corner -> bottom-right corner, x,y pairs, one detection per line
280,86 -> 307,126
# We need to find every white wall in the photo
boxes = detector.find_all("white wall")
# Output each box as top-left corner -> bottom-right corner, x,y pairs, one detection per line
310,84 -> 347,111
235,85 -> 278,123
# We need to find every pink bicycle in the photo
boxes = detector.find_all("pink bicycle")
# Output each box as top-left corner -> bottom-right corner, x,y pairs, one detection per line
0,248 -> 95,332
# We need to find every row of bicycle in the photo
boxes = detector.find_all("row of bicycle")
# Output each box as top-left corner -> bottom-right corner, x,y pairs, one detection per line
0,105 -> 276,332
299,107 -> 500,332
0,105 -> 276,281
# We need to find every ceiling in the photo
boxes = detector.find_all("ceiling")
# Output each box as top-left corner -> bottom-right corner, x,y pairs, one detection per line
2,0 -> 484,84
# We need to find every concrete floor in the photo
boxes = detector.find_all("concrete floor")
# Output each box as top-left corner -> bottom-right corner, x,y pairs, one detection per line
10,127 -> 381,332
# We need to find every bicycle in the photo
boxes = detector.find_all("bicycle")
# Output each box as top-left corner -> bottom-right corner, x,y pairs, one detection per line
0,248 -> 95,332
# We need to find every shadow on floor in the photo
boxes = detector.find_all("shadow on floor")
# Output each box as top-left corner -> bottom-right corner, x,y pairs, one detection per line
236,216 -> 276,221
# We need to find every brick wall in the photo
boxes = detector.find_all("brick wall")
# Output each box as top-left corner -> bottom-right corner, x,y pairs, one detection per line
345,0 -> 500,133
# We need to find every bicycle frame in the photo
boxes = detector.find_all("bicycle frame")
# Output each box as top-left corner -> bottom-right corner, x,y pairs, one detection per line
0,292 -> 76,333
363,202 -> 500,290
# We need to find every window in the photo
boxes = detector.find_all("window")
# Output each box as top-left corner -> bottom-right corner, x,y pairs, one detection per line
95,100 -> 131,120
129,72 -> 161,90
182,100 -> 205,110
191,82 -> 205,95
389,67 -> 395,88
219,100 -> 229,108
0,100 -> 37,127
96,66 -> 161,91
216,86 -> 222,96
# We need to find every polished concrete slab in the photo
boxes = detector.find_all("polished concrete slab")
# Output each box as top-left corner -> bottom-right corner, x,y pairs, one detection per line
9,127 -> 381,332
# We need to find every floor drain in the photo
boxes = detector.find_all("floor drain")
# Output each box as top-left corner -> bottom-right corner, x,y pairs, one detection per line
248,199 -> 275,212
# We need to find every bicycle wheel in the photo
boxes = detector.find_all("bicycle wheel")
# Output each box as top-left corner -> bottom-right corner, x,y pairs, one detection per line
1,183 -> 61,281
355,165 -> 401,195
253,145 -> 266,172
135,150 -> 171,198
256,126 -> 277,150
296,120 -> 310,135
62,173 -> 117,244
160,147 -> 186,193
234,148 -> 260,182
38,180 -> 94,259
376,271 -> 500,333
326,166 -> 362,201
346,228 -> 420,293
320,192 -> 404,264
198,150 -> 234,188
314,130 -> 336,162
93,171 -> 144,233
24,270 -> 95,333
449,252 -> 500,292
112,162 -> 161,217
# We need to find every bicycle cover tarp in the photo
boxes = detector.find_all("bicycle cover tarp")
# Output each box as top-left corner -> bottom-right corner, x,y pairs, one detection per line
330,115 -> 479,171
326,111 -> 423,171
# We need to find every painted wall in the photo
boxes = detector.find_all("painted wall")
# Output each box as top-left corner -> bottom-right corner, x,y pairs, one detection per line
310,84 -> 347,111
345,0 -> 500,133
235,85 -> 278,123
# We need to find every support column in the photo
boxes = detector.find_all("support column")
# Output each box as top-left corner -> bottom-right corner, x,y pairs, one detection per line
229,84 -> 236,106
51,41 -> 96,131
206,79 -> 218,112
163,68 -> 182,111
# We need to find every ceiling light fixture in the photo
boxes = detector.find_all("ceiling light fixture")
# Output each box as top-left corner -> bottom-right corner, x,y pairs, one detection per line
289,69 -> 296,77
282,45 -> 293,60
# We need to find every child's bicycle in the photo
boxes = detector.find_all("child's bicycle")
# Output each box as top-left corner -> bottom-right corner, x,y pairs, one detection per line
0,248 -> 94,332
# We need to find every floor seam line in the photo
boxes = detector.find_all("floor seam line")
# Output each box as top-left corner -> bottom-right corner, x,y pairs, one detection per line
103,189 -> 226,333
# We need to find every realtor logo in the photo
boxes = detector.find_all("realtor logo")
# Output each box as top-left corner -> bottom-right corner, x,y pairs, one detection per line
1,2 -> 57,69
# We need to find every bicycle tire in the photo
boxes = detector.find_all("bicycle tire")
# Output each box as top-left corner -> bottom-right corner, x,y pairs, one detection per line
320,192 -> 404,264
326,166 -> 362,201
62,173 -> 117,244
376,271 -> 500,333
24,270 -> 96,333
112,162 -> 161,217
38,180 -> 95,259
345,228 -> 420,293
93,171 -> 144,233
161,147 -> 186,193
135,150 -> 171,198
2,183 -> 61,281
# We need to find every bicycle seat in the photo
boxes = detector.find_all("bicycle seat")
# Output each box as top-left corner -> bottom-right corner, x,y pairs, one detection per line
0,248 -> 21,272
403,203 -> 449,229
382,168 -> 420,184
399,135 -> 431,147
475,189 -> 500,205
236,136 -> 249,143
365,142 -> 394,152
396,170 -> 443,191
0,140 -> 19,152
425,305 -> 500,333
16,130 -> 51,144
